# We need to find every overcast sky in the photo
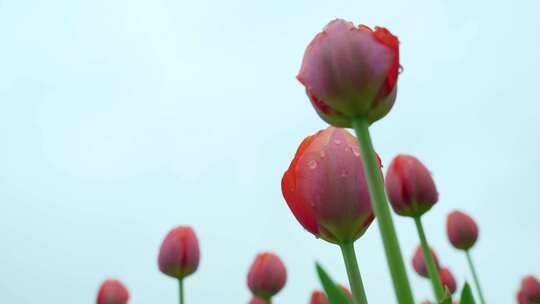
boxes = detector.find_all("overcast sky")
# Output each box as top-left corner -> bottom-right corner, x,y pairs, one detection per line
1,0 -> 539,303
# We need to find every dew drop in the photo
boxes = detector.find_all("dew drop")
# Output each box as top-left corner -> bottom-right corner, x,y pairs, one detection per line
307,160 -> 318,169
341,169 -> 349,177
352,149 -> 360,157
333,139 -> 342,145
319,150 -> 326,158
398,65 -> 404,74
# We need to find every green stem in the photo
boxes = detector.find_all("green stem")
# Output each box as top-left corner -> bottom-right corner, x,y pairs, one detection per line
179,278 -> 184,304
340,243 -> 369,304
414,216 -> 445,300
466,250 -> 486,304
352,117 -> 415,304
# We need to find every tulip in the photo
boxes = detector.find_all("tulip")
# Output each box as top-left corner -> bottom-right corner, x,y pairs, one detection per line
281,127 -> 374,244
158,226 -> 200,304
96,279 -> 129,304
446,211 -> 485,304
297,19 -> 399,127
522,276 -> 540,303
282,127 -> 373,304
298,19 -> 414,304
439,267 -> 457,295
411,246 -> 439,278
517,290 -> 527,304
386,155 -> 444,300
447,211 -> 478,250
385,155 -> 438,217
247,252 -> 287,300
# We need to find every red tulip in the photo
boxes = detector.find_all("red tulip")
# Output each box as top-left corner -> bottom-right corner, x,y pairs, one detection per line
297,19 -> 399,127
247,252 -> 287,300
439,267 -> 457,295
281,127 -> 375,244
385,155 -> 438,217
522,276 -> 540,303
96,279 -> 129,304
446,211 -> 479,250
412,245 -> 440,278
158,226 -> 200,279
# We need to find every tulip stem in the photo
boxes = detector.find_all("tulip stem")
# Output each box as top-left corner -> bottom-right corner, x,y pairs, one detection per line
340,242 -> 369,304
414,216 -> 445,300
352,117 -> 415,304
466,250 -> 486,304
178,278 -> 184,304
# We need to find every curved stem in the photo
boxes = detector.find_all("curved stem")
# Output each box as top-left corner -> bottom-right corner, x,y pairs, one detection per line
179,278 -> 184,304
466,250 -> 486,304
414,216 -> 445,300
352,117 -> 415,304
340,242 -> 369,304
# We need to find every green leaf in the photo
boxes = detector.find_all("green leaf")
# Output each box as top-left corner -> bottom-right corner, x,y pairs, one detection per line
460,283 -> 476,304
315,263 -> 352,304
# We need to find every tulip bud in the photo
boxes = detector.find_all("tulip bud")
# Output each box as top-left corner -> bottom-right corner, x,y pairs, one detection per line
446,211 -> 479,250
96,279 -> 129,304
385,155 -> 438,217
297,19 -> 399,127
522,276 -> 540,303
247,252 -> 287,300
439,267 -> 457,294
158,226 -> 200,279
281,127 -> 375,244
412,245 -> 440,278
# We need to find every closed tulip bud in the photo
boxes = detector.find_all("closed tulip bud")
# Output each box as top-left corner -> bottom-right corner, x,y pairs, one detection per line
281,127 -> 375,244
446,211 -> 479,250
522,276 -> 540,303
439,267 -> 457,294
96,279 -> 129,304
412,245 -> 440,278
385,155 -> 438,217
158,226 -> 200,279
247,252 -> 287,300
297,19 -> 399,127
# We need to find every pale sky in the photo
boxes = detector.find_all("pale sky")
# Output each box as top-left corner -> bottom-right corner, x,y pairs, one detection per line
1,0 -> 539,303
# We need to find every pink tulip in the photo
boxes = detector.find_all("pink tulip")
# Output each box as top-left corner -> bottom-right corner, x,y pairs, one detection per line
439,267 -> 457,295
447,211 -> 479,250
522,275 -> 540,303
158,226 -> 200,279
385,155 -> 438,217
412,245 -> 440,278
297,19 -> 399,127
96,279 -> 129,304
281,127 -> 375,244
247,252 -> 287,300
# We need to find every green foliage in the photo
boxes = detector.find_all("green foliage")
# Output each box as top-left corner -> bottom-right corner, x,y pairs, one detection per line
315,263 -> 352,304
459,283 -> 476,304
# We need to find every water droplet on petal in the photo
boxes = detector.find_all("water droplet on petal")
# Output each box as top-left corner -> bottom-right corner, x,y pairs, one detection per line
399,65 -> 404,74
319,150 -> 326,158
334,139 -> 342,145
341,169 -> 349,177
307,160 -> 318,169
353,149 -> 360,157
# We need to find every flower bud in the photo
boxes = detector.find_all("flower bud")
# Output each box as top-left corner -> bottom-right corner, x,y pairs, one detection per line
247,252 -> 287,300
297,19 -> 399,127
385,155 -> 438,217
96,279 -> 129,304
446,211 -> 479,250
439,267 -> 457,294
158,226 -> 200,279
522,275 -> 540,303
281,127 -> 375,244
412,245 -> 440,278
517,290 -> 527,304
